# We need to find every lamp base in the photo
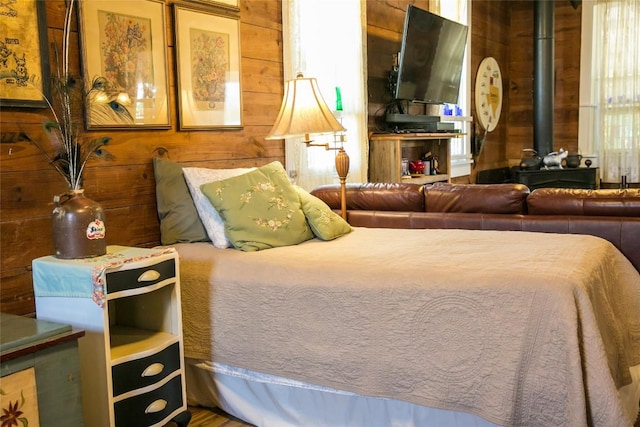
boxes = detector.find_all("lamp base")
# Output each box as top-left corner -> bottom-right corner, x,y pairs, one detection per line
335,148 -> 350,220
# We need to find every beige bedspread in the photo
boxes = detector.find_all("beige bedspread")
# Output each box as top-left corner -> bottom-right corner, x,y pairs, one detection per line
175,227 -> 640,427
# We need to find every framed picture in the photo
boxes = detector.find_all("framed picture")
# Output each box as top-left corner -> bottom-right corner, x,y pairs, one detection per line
174,4 -> 243,130
186,0 -> 239,11
79,0 -> 170,129
0,0 -> 51,108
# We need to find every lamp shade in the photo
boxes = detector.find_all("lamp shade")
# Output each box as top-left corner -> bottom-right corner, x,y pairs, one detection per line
265,74 -> 345,140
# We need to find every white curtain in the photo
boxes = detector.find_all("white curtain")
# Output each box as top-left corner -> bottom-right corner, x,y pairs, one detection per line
593,0 -> 640,183
281,0 -> 368,191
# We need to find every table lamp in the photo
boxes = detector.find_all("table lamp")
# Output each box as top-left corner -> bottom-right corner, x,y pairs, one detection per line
266,73 -> 349,219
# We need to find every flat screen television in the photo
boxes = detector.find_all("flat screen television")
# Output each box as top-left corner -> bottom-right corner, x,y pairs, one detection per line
393,5 -> 468,105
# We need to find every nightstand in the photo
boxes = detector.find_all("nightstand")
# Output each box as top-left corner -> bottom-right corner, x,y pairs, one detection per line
33,246 -> 190,427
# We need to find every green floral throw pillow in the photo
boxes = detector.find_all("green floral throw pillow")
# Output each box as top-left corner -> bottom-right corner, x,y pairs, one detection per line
295,186 -> 353,240
200,161 -> 314,251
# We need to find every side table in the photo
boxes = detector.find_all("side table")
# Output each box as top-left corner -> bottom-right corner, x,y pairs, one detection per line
32,245 -> 190,427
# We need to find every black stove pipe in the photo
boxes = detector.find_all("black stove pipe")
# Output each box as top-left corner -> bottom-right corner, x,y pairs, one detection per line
533,0 -> 555,156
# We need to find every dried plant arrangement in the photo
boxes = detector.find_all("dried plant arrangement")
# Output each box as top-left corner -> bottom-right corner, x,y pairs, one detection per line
18,0 -> 126,190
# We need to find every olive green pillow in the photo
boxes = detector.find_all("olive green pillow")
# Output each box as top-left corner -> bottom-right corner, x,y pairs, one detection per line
200,161 -> 314,251
295,186 -> 352,240
152,157 -> 210,245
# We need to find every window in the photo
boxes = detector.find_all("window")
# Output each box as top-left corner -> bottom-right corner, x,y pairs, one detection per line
433,0 -> 472,178
281,0 -> 368,190
579,0 -> 640,184
282,0 -> 472,187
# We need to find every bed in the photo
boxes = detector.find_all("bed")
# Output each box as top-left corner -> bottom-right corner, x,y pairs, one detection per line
153,159 -> 640,426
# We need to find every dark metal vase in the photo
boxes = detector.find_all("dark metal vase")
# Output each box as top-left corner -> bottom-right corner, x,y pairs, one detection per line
52,189 -> 106,259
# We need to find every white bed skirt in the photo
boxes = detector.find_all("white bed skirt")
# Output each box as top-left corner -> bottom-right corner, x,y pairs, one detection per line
185,358 -> 640,427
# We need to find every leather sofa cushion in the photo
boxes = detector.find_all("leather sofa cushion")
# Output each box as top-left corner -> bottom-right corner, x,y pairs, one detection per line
527,188 -> 640,217
423,183 -> 530,214
311,183 -> 424,212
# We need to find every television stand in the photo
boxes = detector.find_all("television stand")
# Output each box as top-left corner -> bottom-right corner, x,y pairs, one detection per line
369,132 -> 462,185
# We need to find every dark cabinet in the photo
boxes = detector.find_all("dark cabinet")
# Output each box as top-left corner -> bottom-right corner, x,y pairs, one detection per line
512,167 -> 599,190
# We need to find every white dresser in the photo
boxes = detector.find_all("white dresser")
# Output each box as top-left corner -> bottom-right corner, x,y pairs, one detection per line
33,246 -> 190,427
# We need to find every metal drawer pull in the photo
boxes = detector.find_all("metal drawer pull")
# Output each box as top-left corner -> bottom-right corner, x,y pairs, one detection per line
141,363 -> 164,377
145,399 -> 167,414
138,269 -> 161,282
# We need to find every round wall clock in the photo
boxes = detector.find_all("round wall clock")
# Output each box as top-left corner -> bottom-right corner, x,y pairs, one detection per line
474,57 -> 503,132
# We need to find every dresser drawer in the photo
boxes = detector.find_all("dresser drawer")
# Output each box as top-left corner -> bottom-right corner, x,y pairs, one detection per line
112,342 -> 181,396
113,374 -> 184,427
106,259 -> 176,294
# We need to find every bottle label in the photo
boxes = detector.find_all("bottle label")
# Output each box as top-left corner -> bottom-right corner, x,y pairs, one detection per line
87,219 -> 106,240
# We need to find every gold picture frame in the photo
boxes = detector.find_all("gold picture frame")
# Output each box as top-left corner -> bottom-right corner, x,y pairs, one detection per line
0,0 -> 51,108
78,0 -> 171,129
185,0 -> 240,12
174,4 -> 243,130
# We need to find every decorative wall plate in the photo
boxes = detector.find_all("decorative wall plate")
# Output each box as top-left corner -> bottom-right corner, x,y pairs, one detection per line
474,57 -> 503,132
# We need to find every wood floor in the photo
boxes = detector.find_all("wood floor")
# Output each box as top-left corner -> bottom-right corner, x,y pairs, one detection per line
189,406 -> 254,426
165,406 -> 254,427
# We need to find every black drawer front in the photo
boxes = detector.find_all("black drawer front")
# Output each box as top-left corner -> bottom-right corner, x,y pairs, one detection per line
113,375 -> 184,427
112,342 -> 181,396
106,259 -> 175,293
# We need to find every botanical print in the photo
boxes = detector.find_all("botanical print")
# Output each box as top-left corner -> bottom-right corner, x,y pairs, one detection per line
174,5 -> 241,129
0,0 -> 45,103
0,368 -> 40,427
80,0 -> 169,128
189,28 -> 229,111
90,10 -> 154,124
99,10 -> 153,100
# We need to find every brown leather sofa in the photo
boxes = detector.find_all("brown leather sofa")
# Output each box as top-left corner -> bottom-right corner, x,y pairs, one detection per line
311,182 -> 640,272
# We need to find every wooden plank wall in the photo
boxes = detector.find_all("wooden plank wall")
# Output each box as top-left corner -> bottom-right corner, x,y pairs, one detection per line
0,0 -> 284,316
469,0 -> 511,175
366,0 -> 432,134
366,0 -> 581,182
507,1 -> 581,164
1,0 -> 582,316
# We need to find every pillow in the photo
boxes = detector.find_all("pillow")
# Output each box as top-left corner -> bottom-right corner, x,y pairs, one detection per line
152,157 -> 209,245
183,166 -> 255,248
200,161 -> 314,251
295,186 -> 352,240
